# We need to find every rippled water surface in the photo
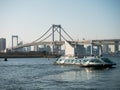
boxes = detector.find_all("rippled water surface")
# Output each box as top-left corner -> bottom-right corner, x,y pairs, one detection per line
0,57 -> 120,90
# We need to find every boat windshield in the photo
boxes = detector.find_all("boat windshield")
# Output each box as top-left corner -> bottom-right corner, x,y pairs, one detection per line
90,59 -> 102,63
101,58 -> 113,63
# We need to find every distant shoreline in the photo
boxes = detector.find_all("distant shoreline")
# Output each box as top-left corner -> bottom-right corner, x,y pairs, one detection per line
0,52 -> 120,58
0,52 -> 60,58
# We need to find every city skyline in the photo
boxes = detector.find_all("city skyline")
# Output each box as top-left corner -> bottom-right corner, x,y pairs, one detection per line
0,0 -> 120,47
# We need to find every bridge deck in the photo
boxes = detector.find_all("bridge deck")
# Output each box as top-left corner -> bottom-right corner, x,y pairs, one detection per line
10,39 -> 120,50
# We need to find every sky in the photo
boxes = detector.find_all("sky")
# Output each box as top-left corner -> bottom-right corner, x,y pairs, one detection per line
0,0 -> 120,48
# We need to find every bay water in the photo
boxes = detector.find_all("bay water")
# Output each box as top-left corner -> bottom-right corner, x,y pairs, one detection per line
0,57 -> 120,90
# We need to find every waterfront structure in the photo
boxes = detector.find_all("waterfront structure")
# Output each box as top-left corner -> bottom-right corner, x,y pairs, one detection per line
103,44 -> 111,53
38,45 -> 47,52
17,41 -> 25,52
86,45 -> 91,55
114,41 -> 119,53
25,46 -> 31,52
34,45 -> 39,51
12,35 -> 18,50
65,41 -> 85,57
0,38 -> 6,52
92,39 -> 120,53
75,44 -> 85,57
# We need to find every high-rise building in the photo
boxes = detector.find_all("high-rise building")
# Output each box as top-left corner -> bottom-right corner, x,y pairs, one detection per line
0,38 -> 6,52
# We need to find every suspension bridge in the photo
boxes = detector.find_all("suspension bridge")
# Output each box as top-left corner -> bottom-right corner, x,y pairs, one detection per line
8,24 -> 120,54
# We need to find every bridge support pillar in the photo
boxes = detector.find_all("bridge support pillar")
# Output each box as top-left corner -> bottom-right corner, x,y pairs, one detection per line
114,41 -> 119,53
91,43 -> 103,56
98,45 -> 102,56
91,44 -> 93,55
12,35 -> 18,52
51,24 -> 62,54
34,45 -> 39,51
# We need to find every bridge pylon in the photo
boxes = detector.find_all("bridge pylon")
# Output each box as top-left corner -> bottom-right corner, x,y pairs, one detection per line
12,35 -> 18,51
52,24 -> 61,42
51,24 -> 61,54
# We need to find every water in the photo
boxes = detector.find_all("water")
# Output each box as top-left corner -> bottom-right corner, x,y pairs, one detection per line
0,57 -> 120,90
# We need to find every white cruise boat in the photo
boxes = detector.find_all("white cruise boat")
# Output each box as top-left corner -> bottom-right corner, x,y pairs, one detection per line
54,55 -> 116,67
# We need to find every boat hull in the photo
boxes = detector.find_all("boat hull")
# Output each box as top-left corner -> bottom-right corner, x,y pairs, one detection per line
80,64 -> 116,68
54,62 -> 116,68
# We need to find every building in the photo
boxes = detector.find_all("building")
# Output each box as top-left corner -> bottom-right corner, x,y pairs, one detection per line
37,45 -> 51,53
75,44 -> 85,57
17,41 -> 25,52
86,45 -> 91,55
25,46 -> 31,52
0,38 -> 6,52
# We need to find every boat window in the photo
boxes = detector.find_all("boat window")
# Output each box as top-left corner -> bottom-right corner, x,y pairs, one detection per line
95,60 -> 102,63
67,60 -> 70,63
58,59 -> 62,61
90,59 -> 96,62
67,60 -> 69,63
101,58 -> 113,63
79,60 -> 81,63
83,59 -> 89,62
74,60 -> 76,63
64,60 -> 67,63
73,59 -> 75,61
68,60 -> 70,62
73,60 -> 77,63
71,59 -> 73,62
90,59 -> 102,63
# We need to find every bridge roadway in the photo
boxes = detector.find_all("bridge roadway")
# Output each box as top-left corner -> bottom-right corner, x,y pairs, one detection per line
11,39 -> 120,50
12,41 -> 65,49
92,39 -> 120,45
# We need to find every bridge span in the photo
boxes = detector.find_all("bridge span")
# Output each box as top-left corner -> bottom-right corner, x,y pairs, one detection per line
10,39 -> 120,52
8,24 -> 120,53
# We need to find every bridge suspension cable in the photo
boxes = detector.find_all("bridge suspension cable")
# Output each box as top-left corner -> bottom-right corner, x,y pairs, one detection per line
61,27 -> 73,41
56,29 -> 67,41
38,27 -> 58,42
32,26 -> 52,43
32,24 -> 74,43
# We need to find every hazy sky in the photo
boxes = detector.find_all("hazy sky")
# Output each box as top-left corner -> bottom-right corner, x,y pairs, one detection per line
0,0 -> 120,47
